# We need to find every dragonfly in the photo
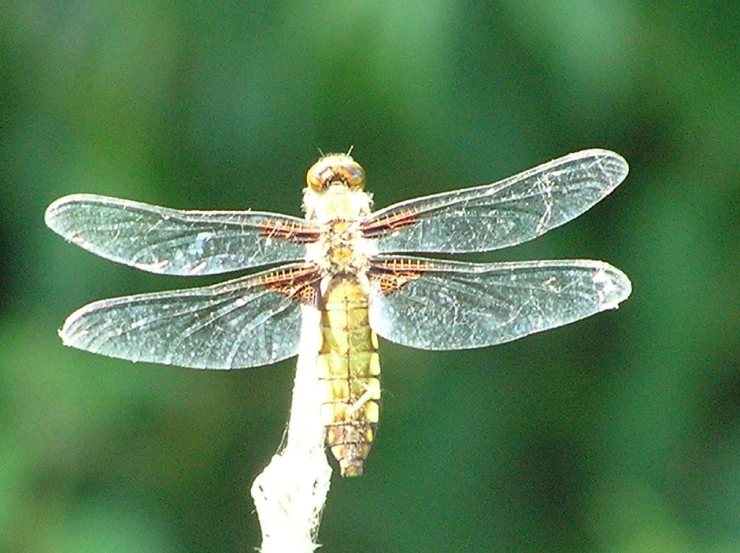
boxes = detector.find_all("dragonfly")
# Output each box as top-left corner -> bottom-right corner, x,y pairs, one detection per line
45,149 -> 632,476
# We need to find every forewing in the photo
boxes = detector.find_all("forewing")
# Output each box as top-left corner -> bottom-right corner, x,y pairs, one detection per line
45,194 -> 319,275
365,149 -> 628,254
59,263 -> 321,369
368,256 -> 632,350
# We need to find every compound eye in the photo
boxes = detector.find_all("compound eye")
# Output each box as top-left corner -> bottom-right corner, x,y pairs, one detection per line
344,161 -> 366,190
305,155 -> 366,191
306,161 -> 326,192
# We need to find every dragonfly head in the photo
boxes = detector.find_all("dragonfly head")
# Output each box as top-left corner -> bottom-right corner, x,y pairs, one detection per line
306,154 -> 366,192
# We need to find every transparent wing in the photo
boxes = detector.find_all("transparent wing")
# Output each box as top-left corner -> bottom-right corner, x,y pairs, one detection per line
59,263 -> 320,369
368,256 -> 632,350
45,194 -> 318,275
365,149 -> 628,254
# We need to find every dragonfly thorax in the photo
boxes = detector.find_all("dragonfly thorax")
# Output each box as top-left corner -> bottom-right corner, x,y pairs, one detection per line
308,219 -> 374,278
303,186 -> 373,222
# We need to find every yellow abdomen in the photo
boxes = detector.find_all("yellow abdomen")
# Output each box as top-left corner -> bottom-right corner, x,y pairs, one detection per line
317,277 -> 380,477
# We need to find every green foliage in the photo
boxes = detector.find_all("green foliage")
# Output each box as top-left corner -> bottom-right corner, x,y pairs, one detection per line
1,1 -> 738,551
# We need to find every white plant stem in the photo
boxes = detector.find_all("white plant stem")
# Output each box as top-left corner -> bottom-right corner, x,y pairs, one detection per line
251,306 -> 332,553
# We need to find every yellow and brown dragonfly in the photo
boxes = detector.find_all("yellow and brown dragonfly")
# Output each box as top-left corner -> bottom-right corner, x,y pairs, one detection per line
45,149 -> 631,476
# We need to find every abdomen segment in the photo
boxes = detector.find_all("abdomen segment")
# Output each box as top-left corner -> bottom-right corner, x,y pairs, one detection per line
318,277 -> 380,476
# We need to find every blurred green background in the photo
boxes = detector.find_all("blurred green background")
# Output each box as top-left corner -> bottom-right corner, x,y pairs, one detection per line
1,1 -> 738,552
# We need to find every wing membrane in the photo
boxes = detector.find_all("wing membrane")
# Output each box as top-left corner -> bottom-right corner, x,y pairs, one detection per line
368,256 -> 632,350
45,194 -> 317,275
59,263 -> 320,369
366,149 -> 628,254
